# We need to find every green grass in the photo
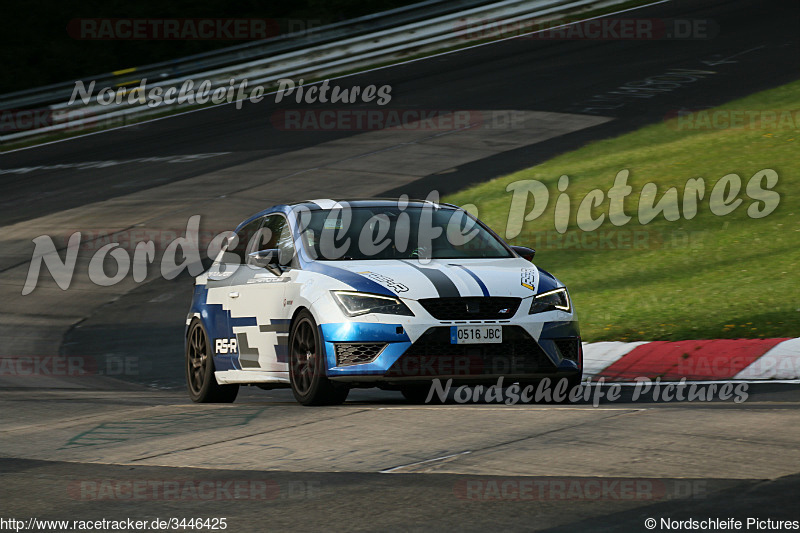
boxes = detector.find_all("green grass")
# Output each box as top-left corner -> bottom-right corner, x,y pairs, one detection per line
445,80 -> 800,342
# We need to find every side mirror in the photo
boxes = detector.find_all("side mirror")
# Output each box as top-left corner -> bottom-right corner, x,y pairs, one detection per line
511,246 -> 536,262
247,249 -> 282,276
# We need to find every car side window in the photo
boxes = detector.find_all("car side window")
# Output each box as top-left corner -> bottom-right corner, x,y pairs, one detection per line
263,215 -> 295,266
225,216 -> 266,264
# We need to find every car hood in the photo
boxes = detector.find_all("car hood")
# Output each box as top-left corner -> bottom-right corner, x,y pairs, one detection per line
312,258 -> 560,300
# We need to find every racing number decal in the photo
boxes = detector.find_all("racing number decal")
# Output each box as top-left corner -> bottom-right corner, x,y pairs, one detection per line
357,271 -> 410,293
521,268 -> 536,291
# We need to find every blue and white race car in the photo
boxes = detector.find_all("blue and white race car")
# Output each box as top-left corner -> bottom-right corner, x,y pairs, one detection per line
186,198 -> 581,405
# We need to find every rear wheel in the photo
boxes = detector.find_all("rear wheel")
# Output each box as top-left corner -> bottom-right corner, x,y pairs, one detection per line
289,310 -> 349,406
186,319 -> 239,403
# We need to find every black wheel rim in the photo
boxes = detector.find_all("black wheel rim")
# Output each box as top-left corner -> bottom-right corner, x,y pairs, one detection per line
291,319 -> 316,396
187,324 -> 207,394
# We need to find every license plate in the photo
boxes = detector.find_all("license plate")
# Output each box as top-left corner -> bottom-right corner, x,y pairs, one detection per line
450,325 -> 502,344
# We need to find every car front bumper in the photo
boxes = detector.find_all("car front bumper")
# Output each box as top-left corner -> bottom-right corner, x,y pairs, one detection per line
321,319 -> 581,383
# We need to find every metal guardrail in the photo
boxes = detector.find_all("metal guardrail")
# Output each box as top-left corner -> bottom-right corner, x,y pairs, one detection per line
0,0 -> 494,110
0,0 -> 620,143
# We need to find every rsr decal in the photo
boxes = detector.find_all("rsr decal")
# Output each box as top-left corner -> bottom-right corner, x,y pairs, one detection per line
215,338 -> 238,354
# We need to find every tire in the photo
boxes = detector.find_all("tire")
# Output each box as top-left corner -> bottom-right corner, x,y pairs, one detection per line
289,310 -> 349,406
186,319 -> 239,403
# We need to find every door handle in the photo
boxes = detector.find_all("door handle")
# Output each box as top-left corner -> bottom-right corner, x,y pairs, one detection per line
229,292 -> 239,298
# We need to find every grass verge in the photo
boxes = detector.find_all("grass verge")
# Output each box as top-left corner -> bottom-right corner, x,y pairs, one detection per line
445,80 -> 800,342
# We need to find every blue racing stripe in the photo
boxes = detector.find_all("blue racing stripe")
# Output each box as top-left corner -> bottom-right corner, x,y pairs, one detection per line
452,264 -> 490,297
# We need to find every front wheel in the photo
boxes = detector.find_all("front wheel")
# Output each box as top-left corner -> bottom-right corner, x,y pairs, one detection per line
289,310 -> 349,406
186,319 -> 239,403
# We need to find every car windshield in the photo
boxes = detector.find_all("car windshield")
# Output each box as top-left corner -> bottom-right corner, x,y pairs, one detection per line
295,205 -> 513,261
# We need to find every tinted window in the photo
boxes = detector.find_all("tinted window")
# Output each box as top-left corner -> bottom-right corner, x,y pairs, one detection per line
225,216 -> 265,264
297,206 -> 511,261
263,215 -> 295,266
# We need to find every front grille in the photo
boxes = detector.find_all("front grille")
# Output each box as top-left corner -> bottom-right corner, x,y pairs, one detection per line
385,326 -> 556,377
418,297 -> 521,320
335,343 -> 386,366
554,338 -> 581,363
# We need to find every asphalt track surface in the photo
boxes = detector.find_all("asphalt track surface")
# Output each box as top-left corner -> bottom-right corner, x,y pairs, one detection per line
2,0 -> 800,530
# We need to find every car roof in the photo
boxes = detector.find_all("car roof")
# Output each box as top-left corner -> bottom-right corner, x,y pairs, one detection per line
291,198 -> 458,209
236,198 -> 460,230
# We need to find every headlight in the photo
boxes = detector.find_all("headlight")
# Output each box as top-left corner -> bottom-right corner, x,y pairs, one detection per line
529,287 -> 571,314
332,291 -> 414,317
